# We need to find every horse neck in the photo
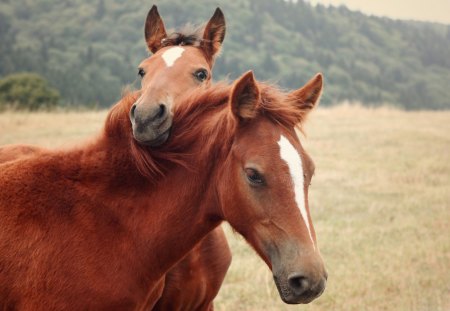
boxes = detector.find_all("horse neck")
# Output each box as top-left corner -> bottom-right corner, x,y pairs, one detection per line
79,98 -> 147,184
72,98 -> 232,285
129,107 -> 235,282
136,167 -> 221,278
70,132 -> 144,186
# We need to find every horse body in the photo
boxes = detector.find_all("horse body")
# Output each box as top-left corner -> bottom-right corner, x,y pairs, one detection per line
0,84 -> 236,308
0,147 -> 140,309
0,142 -> 231,311
0,125 -> 218,309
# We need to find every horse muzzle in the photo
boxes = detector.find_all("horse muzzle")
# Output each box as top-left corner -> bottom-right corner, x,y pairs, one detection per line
273,271 -> 327,304
130,102 -> 172,146
268,241 -> 327,304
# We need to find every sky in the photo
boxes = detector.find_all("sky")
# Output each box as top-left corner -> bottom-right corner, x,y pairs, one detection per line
306,0 -> 450,24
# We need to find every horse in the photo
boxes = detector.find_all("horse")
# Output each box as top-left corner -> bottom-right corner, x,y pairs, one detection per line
130,5 -> 225,147
0,69 -> 327,309
0,5 -> 230,310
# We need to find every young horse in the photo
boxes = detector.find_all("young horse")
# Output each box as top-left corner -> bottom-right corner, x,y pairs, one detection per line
0,5 -> 230,310
0,71 -> 326,309
130,5 -> 225,147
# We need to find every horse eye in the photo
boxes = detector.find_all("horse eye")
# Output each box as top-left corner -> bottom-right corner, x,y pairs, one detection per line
194,69 -> 208,82
245,168 -> 264,186
138,68 -> 145,78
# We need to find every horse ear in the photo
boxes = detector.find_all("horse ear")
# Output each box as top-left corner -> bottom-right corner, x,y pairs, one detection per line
202,8 -> 226,62
230,71 -> 260,120
289,73 -> 323,120
145,5 -> 167,54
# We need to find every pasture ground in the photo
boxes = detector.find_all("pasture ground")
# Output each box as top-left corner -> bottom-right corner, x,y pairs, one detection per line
1,105 -> 449,311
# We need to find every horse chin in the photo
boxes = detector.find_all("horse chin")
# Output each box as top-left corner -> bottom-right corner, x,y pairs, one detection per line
273,275 -> 299,304
273,273 -> 326,305
135,128 -> 171,147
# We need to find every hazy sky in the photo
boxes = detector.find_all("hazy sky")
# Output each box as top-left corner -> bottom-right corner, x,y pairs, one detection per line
307,0 -> 450,24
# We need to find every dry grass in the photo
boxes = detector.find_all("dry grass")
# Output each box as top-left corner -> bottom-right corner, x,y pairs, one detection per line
0,110 -> 105,148
1,105 -> 449,310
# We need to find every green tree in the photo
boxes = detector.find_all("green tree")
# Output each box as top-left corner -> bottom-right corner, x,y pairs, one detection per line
0,73 -> 60,110
95,0 -> 105,19
0,0 -> 449,109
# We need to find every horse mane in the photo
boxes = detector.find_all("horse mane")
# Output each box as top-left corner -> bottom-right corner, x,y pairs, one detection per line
141,82 -> 309,178
102,82 -> 308,182
167,82 -> 308,141
259,84 -> 310,131
161,25 -> 204,48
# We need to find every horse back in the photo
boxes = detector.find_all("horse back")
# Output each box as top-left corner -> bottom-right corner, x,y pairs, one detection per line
0,144 -> 44,164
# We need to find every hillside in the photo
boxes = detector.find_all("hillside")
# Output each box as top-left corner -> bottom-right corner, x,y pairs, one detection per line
1,0 -> 449,109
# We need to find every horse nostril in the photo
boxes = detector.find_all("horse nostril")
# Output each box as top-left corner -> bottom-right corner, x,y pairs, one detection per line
130,104 -> 137,120
287,273 -> 310,296
156,104 -> 166,120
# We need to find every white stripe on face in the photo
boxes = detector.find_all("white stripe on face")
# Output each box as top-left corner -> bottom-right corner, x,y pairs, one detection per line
161,46 -> 185,67
278,135 -> 315,249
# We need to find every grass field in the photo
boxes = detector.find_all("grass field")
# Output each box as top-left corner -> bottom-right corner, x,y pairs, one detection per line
1,105 -> 449,310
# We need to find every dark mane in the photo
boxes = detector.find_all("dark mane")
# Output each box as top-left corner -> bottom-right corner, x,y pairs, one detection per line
104,82 -> 308,181
161,25 -> 204,48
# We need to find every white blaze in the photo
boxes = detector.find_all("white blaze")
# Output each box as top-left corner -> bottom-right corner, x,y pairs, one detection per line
161,46 -> 185,67
278,135 -> 315,249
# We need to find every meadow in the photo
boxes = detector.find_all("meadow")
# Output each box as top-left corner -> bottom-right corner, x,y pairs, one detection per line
0,105 -> 449,310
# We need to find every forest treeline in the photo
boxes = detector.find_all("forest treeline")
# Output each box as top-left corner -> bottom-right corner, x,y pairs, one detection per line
1,0 -> 449,109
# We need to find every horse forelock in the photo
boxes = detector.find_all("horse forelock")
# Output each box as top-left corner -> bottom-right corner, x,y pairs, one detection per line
161,25 -> 218,65
162,25 -> 204,48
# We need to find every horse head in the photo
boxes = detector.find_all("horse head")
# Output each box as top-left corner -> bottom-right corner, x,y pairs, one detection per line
217,71 -> 327,304
130,6 -> 226,146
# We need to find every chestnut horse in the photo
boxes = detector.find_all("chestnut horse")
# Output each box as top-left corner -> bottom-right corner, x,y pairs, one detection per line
0,71 -> 327,309
0,5 -> 230,310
